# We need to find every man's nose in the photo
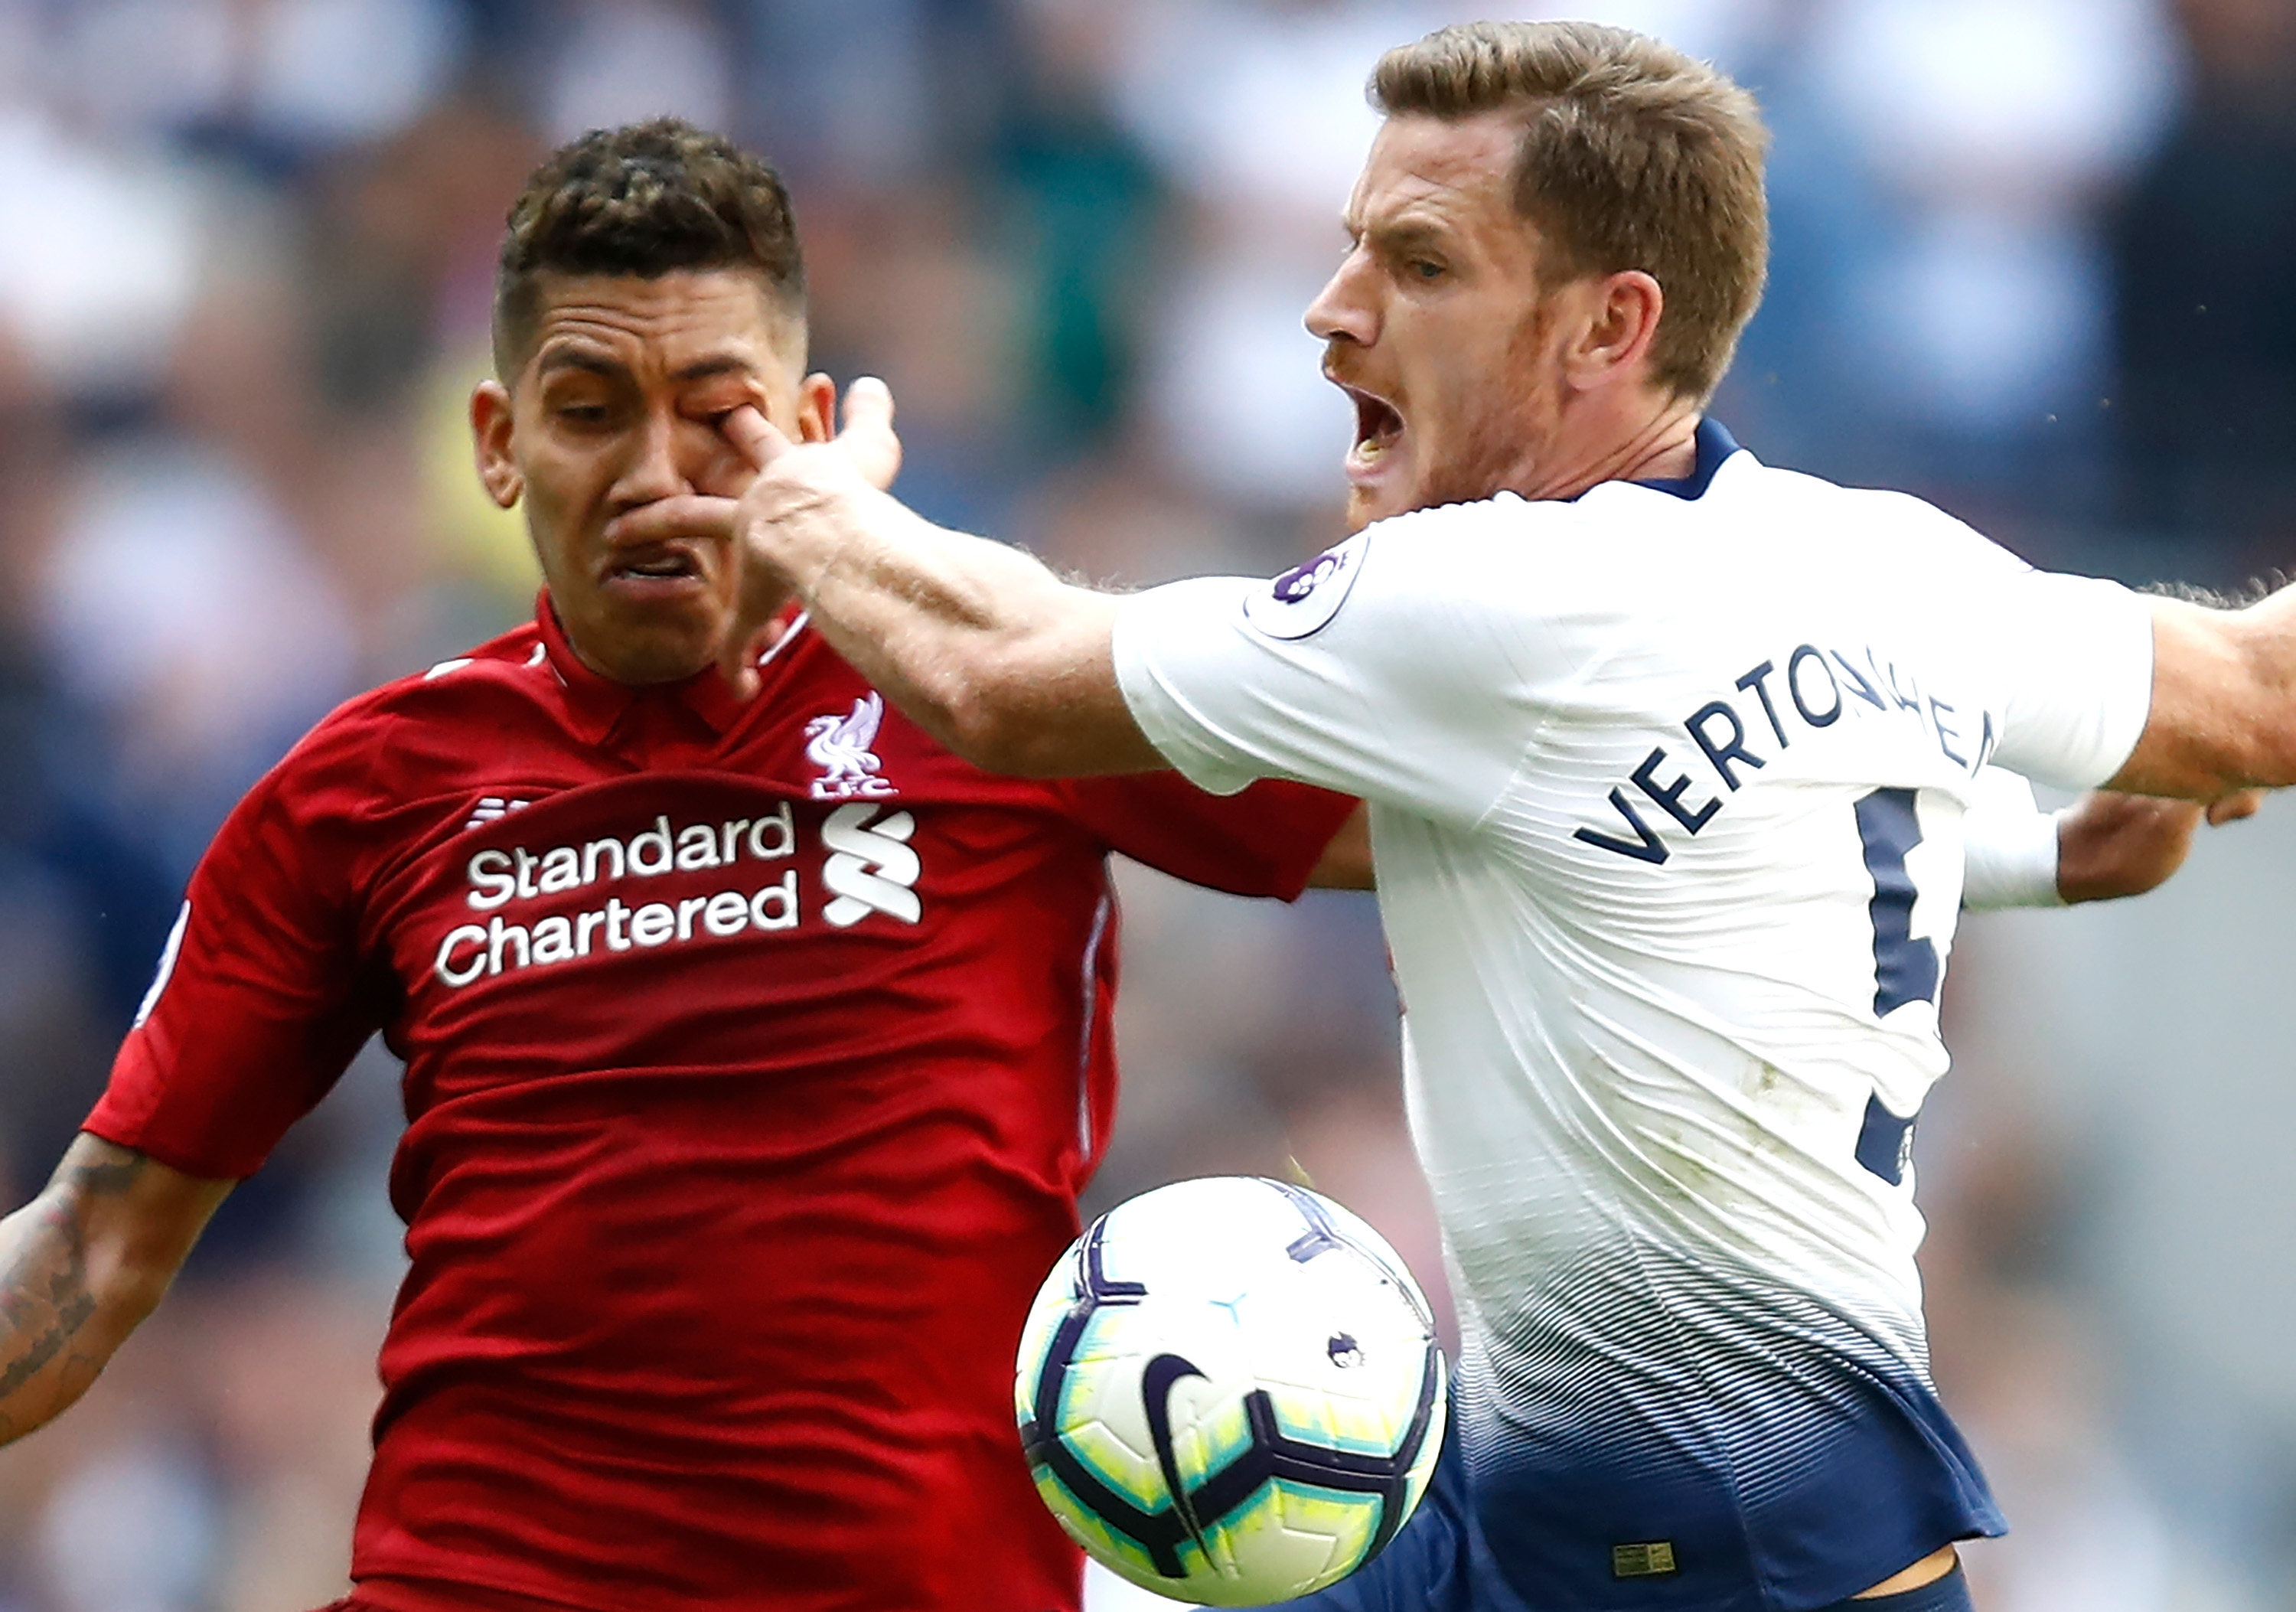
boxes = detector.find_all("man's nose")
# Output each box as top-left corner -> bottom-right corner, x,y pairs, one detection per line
613,409 -> 690,509
1305,250 -> 1378,346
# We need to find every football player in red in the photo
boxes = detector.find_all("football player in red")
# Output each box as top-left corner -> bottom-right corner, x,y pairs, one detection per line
0,121 -> 1362,1612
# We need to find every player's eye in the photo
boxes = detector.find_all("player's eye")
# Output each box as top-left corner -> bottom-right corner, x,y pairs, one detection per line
685,400 -> 745,432
1408,259 -> 1445,282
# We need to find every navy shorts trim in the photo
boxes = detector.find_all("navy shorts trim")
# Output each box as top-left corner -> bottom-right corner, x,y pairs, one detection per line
1278,1431 -> 1984,1612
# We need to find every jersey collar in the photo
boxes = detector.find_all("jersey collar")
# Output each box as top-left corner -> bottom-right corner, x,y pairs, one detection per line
1628,416 -> 1741,501
533,592 -> 775,745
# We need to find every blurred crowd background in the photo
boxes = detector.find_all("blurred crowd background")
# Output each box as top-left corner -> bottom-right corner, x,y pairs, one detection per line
0,0 -> 2292,1607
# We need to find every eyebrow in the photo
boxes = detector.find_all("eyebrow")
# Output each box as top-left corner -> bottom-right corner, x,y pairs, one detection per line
1358,217 -> 1453,258
669,354 -> 762,383
533,349 -> 763,383
535,348 -> 622,380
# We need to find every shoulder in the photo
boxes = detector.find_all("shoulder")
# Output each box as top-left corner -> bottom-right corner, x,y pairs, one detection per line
1349,494 -> 1575,594
1336,493 -> 1649,631
1701,456 -> 2028,576
1367,492 -> 1574,556
260,619 -> 551,811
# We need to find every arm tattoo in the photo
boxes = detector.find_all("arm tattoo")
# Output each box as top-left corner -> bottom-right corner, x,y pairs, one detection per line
0,1147 -> 151,1428
0,1201 -> 96,1398
57,1148 -> 149,1201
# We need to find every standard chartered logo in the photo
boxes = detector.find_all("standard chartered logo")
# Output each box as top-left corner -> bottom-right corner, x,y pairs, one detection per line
432,799 -> 926,988
821,803 -> 920,927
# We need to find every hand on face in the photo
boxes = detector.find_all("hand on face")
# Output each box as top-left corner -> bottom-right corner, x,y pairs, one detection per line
605,377 -> 904,697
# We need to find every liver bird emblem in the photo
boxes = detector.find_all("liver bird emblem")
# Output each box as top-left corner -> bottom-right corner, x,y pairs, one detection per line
805,692 -> 885,785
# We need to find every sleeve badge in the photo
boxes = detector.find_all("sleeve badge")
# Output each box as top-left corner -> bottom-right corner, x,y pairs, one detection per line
1241,534 -> 1368,641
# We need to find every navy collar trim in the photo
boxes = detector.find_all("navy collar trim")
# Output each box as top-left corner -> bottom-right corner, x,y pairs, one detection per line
1627,416 -> 1740,501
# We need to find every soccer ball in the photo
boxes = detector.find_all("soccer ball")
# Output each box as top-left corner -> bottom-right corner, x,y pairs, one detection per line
1013,1176 -> 1446,1606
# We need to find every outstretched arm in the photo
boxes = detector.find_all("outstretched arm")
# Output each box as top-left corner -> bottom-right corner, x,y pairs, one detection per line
768,488 -> 1146,777
610,383 -> 1158,778
0,1134 -> 231,1444
2112,590 -> 2296,798
624,383 -> 2296,810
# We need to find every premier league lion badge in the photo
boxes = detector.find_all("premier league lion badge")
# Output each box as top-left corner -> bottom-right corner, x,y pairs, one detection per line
1242,534 -> 1368,640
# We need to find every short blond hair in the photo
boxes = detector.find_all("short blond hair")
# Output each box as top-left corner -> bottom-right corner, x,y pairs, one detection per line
1372,21 -> 1768,403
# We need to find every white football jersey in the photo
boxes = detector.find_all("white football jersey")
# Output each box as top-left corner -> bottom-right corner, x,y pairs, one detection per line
1112,423 -> 2154,1609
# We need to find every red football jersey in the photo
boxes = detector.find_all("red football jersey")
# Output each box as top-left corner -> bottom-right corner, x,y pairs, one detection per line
86,597 -> 1356,1612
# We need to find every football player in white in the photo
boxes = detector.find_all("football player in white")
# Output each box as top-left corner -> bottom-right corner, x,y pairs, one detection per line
615,21 -> 2285,1611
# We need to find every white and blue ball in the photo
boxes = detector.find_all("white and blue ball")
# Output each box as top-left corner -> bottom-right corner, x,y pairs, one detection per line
1015,1176 -> 1446,1606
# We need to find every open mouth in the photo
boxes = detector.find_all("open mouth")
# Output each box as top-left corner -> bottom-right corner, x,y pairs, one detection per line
607,547 -> 703,585
1343,385 -> 1404,464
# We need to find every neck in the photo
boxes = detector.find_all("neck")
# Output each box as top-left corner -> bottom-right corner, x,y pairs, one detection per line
1521,393 -> 1703,503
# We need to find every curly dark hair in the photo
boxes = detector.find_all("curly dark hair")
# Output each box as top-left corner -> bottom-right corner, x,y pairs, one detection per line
491,117 -> 807,376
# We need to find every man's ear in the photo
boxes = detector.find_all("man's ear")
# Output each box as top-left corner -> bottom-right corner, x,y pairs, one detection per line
1564,270 -> 1665,394
795,372 -> 837,444
471,380 -> 523,508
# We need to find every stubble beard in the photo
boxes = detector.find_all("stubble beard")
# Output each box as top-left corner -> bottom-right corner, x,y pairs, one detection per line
1410,299 -> 1561,515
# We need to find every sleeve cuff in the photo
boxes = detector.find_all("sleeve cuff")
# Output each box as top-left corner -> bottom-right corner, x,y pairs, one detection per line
1961,803 -> 2064,911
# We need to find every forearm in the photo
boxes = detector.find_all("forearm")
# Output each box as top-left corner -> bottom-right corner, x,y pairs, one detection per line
2051,793 -> 2206,903
2114,595 -> 2296,797
771,482 -> 1153,776
0,1137 -> 224,1445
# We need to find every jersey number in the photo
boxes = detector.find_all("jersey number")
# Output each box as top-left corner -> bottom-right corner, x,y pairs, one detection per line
1854,788 -> 1939,1016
